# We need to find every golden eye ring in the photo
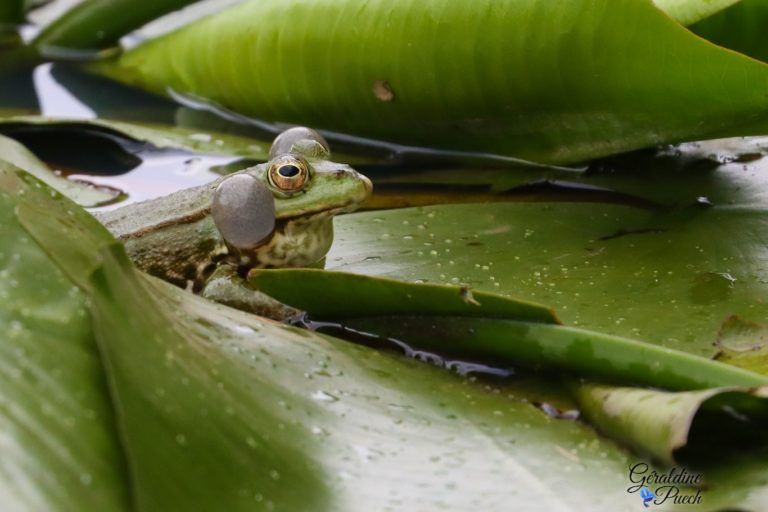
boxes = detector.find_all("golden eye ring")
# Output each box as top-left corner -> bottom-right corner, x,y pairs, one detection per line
267,156 -> 310,194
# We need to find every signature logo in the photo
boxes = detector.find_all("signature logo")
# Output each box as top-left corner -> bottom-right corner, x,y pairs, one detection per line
627,463 -> 703,507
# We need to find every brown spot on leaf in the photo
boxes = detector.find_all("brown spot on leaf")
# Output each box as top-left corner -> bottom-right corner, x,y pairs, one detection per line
459,286 -> 481,307
715,315 -> 768,353
712,315 -> 768,373
372,80 -> 394,102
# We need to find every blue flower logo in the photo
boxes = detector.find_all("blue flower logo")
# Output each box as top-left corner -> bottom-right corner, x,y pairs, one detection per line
639,486 -> 655,508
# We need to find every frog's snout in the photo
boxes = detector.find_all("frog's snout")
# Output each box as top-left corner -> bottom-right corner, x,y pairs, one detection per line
356,170 -> 374,201
336,166 -> 373,204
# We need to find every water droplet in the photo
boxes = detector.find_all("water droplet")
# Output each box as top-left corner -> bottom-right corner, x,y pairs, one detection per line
311,390 -> 339,402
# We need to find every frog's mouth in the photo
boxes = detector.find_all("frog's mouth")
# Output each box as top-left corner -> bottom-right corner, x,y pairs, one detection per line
280,199 -> 366,222
273,170 -> 373,221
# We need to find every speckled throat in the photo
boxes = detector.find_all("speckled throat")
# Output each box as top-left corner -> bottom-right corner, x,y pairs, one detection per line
232,212 -> 335,270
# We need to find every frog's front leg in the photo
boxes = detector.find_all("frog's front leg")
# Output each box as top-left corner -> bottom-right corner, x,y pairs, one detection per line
200,265 -> 302,321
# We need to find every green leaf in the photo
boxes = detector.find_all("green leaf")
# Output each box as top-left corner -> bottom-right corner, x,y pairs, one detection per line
91,0 -> 768,164
573,382 -> 768,465
2,156 -> 656,511
0,133 -> 115,206
248,269 -> 558,323
0,163 -> 130,510
32,0 -> 203,52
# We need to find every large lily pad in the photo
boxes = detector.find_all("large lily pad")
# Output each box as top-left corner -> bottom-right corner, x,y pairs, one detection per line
326,196 -> 768,360
90,0 -> 768,163
1,151 -> 656,511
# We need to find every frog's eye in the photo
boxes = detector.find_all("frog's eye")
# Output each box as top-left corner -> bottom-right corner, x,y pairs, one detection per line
268,156 -> 310,194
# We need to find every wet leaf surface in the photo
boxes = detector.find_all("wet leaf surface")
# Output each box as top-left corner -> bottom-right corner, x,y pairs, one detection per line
5,1 -> 768,509
328,194 -> 768,360
0,161 -> 654,512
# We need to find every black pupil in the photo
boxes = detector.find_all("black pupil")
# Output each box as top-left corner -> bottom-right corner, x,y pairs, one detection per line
278,164 -> 301,178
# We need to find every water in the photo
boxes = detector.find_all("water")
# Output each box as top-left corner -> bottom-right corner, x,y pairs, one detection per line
290,315 -> 515,379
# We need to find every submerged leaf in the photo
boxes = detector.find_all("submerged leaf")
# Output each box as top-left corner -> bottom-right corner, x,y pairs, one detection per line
92,0 -> 768,163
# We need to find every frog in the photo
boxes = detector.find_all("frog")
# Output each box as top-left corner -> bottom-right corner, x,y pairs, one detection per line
96,127 -> 372,318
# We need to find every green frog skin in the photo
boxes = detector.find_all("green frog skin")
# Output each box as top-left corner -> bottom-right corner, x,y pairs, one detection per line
97,127 -> 372,295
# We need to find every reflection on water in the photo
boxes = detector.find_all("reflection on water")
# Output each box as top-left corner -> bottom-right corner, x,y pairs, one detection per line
73,151 -> 237,211
1,62 -> 250,209
34,63 -> 95,118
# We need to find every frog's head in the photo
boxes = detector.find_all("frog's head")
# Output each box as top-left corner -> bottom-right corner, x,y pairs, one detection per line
263,127 -> 372,221
211,127 -> 372,263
